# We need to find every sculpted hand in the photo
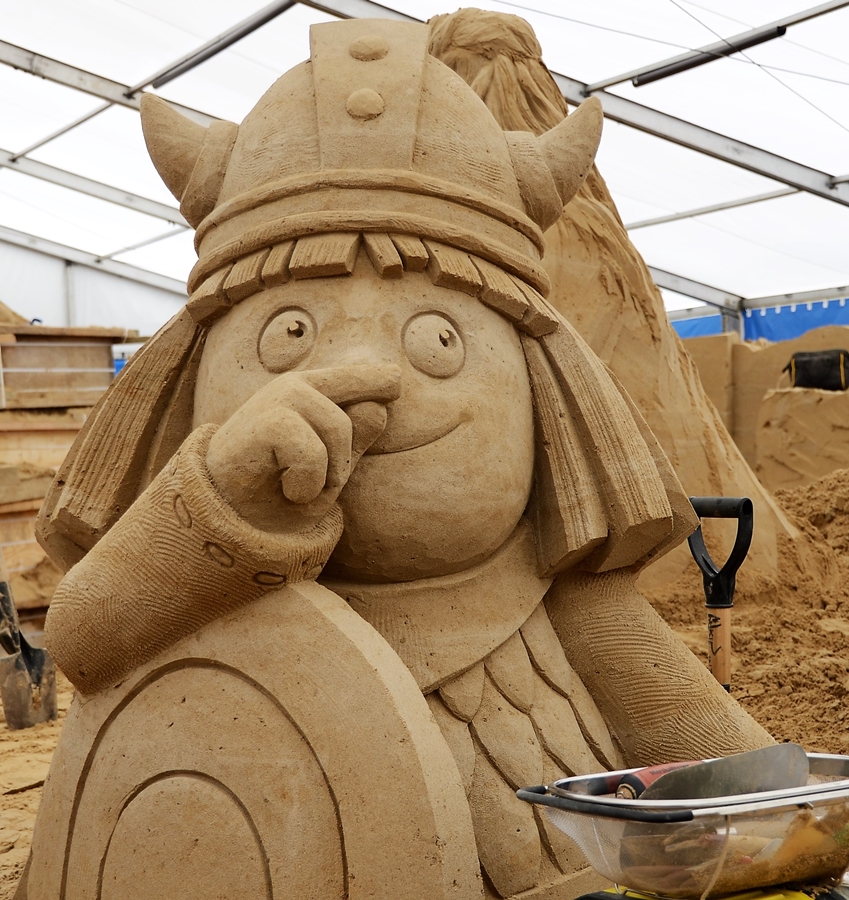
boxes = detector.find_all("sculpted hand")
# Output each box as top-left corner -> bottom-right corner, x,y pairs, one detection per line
205,365 -> 402,533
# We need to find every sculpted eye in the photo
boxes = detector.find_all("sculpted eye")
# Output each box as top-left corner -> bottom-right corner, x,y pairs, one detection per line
403,313 -> 465,379
258,307 -> 316,373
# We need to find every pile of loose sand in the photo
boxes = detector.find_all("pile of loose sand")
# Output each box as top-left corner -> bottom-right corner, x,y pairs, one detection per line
647,468 -> 849,752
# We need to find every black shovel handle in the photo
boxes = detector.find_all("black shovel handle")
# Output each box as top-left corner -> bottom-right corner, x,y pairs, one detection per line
0,574 -> 48,687
687,497 -> 753,609
0,578 -> 20,656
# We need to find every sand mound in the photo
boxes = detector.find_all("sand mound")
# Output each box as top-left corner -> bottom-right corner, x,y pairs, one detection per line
776,468 -> 849,564
648,470 -> 849,752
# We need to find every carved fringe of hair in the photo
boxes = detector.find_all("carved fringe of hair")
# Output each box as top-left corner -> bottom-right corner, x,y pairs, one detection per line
521,321 -> 695,576
187,232 -> 557,338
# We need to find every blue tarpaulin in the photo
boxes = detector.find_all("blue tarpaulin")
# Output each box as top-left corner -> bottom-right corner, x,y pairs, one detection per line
672,298 -> 849,342
671,315 -> 723,338
743,298 -> 849,342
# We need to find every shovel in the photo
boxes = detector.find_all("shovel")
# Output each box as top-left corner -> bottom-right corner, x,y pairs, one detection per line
0,554 -> 57,730
641,743 -> 810,801
687,497 -> 754,692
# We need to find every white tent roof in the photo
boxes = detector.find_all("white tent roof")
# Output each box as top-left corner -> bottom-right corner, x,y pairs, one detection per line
1,0 -> 848,332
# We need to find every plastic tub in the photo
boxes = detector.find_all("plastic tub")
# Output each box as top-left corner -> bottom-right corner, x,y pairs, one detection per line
518,753 -> 849,898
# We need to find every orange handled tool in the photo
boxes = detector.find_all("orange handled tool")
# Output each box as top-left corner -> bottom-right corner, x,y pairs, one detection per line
687,497 -> 754,692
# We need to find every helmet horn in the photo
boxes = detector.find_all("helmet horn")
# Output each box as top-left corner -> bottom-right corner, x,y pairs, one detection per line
140,95 -> 238,227
537,96 -> 603,209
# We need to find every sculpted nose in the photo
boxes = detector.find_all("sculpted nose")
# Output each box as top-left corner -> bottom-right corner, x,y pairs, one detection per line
325,317 -> 402,368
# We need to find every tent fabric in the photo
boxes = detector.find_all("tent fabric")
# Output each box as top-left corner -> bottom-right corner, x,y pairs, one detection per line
671,299 -> 849,341
671,315 -> 724,338
744,298 -> 849,341
1,1 -> 848,332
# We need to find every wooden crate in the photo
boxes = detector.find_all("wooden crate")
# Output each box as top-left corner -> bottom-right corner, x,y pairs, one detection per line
0,407 -> 97,609
0,324 -> 139,608
0,408 -> 89,471
0,497 -> 63,610
0,325 -> 135,410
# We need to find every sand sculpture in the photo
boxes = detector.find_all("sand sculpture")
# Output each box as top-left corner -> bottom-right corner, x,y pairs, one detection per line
19,17 -> 771,900
756,387 -> 849,490
427,10 -> 830,597
682,327 -> 849,492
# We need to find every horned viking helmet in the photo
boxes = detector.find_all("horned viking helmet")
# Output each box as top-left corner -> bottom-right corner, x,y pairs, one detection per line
141,18 -> 602,302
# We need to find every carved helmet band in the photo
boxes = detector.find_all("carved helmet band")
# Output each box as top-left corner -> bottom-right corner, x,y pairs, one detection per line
140,18 -> 602,324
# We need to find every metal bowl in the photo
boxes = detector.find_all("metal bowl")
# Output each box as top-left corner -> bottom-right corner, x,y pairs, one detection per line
518,754 -> 849,898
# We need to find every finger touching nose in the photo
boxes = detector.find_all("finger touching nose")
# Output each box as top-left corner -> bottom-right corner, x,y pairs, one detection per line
298,364 -> 402,407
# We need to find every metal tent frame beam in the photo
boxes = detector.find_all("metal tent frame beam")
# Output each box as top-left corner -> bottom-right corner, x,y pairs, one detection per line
744,284 -> 849,310
654,271 -> 849,312
648,267 -> 742,311
666,305 -> 720,322
551,72 -> 849,208
0,41 -> 215,126
625,188 -> 799,230
585,0 -> 849,91
0,150 -> 187,225
0,225 -> 186,295
306,0 -> 414,19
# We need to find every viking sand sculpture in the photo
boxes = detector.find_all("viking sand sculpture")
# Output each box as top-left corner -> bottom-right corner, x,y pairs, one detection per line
20,17 -> 771,900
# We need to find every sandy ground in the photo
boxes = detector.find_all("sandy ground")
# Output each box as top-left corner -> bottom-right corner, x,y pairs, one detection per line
0,670 -> 73,900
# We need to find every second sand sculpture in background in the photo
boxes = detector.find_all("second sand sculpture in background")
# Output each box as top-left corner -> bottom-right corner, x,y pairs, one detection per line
427,9 -> 833,603
21,15 -> 771,900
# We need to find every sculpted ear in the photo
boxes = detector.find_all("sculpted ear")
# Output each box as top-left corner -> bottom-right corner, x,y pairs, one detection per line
505,96 -> 603,231
140,94 -> 238,227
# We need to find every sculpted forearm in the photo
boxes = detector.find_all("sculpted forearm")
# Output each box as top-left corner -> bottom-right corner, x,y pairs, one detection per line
44,424 -> 343,695
545,568 -> 773,766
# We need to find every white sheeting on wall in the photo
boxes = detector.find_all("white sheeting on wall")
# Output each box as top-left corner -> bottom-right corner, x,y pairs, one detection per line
0,241 -> 67,325
70,265 -> 185,336
0,240 -> 184,334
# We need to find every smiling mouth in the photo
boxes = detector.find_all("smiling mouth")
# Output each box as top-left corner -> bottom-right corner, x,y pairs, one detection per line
364,421 -> 462,455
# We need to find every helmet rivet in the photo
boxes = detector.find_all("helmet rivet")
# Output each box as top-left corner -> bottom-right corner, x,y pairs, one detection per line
346,88 -> 385,120
349,35 -> 389,61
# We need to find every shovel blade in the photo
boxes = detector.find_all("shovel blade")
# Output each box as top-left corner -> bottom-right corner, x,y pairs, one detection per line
641,743 -> 810,801
0,649 -> 57,730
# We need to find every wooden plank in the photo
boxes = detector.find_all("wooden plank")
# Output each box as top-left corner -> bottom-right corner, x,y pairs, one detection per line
3,388 -> 110,409
0,475 -> 54,505
2,541 -> 46,575
1,325 -> 138,339
0,515 -> 38,546
3,342 -> 113,367
0,341 -> 113,409
0,431 -> 81,470
0,498 -> 45,515
0,343 -> 6,410
0,408 -> 89,431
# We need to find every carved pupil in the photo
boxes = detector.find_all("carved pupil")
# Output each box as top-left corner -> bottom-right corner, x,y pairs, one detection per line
259,307 -> 316,373
403,313 -> 465,379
